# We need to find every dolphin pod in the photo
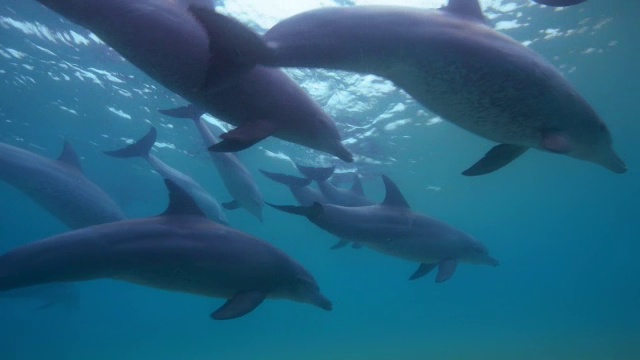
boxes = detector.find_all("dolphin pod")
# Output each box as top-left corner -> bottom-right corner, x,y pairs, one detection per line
104,126 -> 228,225
159,105 -> 264,222
268,175 -> 498,282
34,0 -> 352,162
0,180 -> 332,320
194,0 -> 625,175
0,141 -> 125,229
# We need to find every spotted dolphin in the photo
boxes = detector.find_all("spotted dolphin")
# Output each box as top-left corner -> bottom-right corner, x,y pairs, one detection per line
32,0 -> 352,162
0,141 -> 125,229
268,175 -> 498,283
295,164 -> 373,207
203,0 -> 625,175
159,105 -> 264,222
104,126 -> 228,225
0,179 -> 332,320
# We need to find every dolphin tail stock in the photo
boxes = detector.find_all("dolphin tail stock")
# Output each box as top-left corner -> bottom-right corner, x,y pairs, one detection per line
104,127 -> 157,159
265,202 -> 323,220
159,104 -> 206,122
295,163 -> 335,182
260,169 -> 312,188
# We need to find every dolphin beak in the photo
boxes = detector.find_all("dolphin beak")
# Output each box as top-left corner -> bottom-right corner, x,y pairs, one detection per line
333,144 -> 354,163
312,293 -> 333,311
487,257 -> 499,267
600,150 -> 627,174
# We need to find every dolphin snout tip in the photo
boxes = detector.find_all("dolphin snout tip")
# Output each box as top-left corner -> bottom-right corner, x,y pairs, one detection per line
488,258 -> 500,267
314,296 -> 333,311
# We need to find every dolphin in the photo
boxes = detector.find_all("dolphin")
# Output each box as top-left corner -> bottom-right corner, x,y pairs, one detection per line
534,0 -> 587,6
0,141 -> 125,229
199,0 -> 626,175
32,0 -> 352,162
0,179 -> 332,320
0,283 -> 79,310
104,126 -> 228,225
260,169 -> 326,207
295,164 -> 373,207
159,105 -> 264,222
267,175 -> 498,282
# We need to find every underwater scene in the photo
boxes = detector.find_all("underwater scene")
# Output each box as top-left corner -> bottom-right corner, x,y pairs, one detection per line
0,0 -> 638,359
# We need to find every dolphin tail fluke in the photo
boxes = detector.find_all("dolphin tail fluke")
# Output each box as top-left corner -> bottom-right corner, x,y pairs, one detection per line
295,164 -> 335,182
159,105 -> 206,122
104,127 -> 157,159
260,170 -> 312,188
462,144 -> 528,176
266,202 -> 323,219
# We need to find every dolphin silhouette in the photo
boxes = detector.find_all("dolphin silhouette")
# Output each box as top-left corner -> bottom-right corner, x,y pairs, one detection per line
0,179 -> 332,320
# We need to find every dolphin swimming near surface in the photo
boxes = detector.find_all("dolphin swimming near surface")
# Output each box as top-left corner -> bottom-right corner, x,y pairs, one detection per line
32,0 -> 353,162
104,126 -> 228,225
260,169 -> 326,207
195,0 -> 625,175
0,141 -> 125,229
0,179 -> 332,320
295,164 -> 373,207
268,175 -> 498,282
159,105 -> 264,222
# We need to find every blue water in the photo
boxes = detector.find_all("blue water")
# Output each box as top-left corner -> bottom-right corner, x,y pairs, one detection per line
1,1 -> 639,359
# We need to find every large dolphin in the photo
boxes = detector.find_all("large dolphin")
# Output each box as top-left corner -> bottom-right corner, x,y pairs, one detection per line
0,141 -> 125,229
159,105 -> 264,222
268,175 -> 498,282
32,0 -> 352,162
260,170 -> 326,207
295,164 -> 373,207
104,126 -> 228,225
197,0 -> 625,175
0,179 -> 332,320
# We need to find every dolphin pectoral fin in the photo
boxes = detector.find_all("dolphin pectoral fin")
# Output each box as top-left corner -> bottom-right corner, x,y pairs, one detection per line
350,174 -> 365,196
351,242 -> 364,249
209,120 -> 277,152
408,263 -> 438,281
462,144 -> 528,176
222,200 -> 241,210
211,291 -> 266,320
158,105 -> 206,122
435,259 -> 458,283
330,239 -> 350,250
540,131 -> 573,154
57,141 -> 83,172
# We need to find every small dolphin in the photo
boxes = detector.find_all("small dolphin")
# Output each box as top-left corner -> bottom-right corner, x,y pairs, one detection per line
0,179 -> 332,320
295,164 -> 373,207
213,0 -> 625,175
260,169 -> 327,207
159,105 -> 264,222
268,175 -> 498,282
33,0 -> 352,162
0,141 -> 125,229
104,126 -> 227,225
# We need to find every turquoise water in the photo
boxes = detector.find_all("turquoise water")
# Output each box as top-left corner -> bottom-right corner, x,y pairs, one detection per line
1,1 -> 639,359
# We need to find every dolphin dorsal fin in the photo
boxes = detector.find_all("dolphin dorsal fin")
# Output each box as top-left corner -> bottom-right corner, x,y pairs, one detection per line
443,0 -> 486,24
57,141 -> 83,172
381,175 -> 410,209
161,179 -> 206,217
350,174 -> 365,196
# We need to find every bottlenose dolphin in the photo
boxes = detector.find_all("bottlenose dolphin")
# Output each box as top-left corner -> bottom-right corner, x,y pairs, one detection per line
198,0 -> 625,175
295,164 -> 373,207
268,175 -> 498,282
159,105 -> 264,221
0,179 -> 332,320
104,126 -> 228,225
0,141 -> 125,229
260,169 -> 326,207
32,0 -> 352,162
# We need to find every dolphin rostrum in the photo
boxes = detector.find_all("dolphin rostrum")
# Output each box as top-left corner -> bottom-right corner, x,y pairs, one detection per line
0,179 -> 332,320
0,140 -> 125,229
159,105 -> 264,222
268,175 -> 498,282
104,126 -> 227,225
200,0 -> 625,175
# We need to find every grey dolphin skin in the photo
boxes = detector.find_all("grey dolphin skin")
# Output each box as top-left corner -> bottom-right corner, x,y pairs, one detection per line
104,126 -> 228,225
32,0 -> 352,162
295,164 -> 374,207
209,0 -> 625,175
260,169 -> 327,207
268,175 -> 498,282
159,105 -> 264,222
0,141 -> 125,229
0,179 -> 332,320
1,283 -> 79,310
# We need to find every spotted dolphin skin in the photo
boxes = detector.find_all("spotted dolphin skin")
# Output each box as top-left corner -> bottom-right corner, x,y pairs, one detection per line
268,175 -> 498,283
0,180 -> 332,320
208,0 -> 624,175
104,126 -> 227,225
0,141 -> 125,229
32,0 -> 352,162
159,105 -> 264,222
